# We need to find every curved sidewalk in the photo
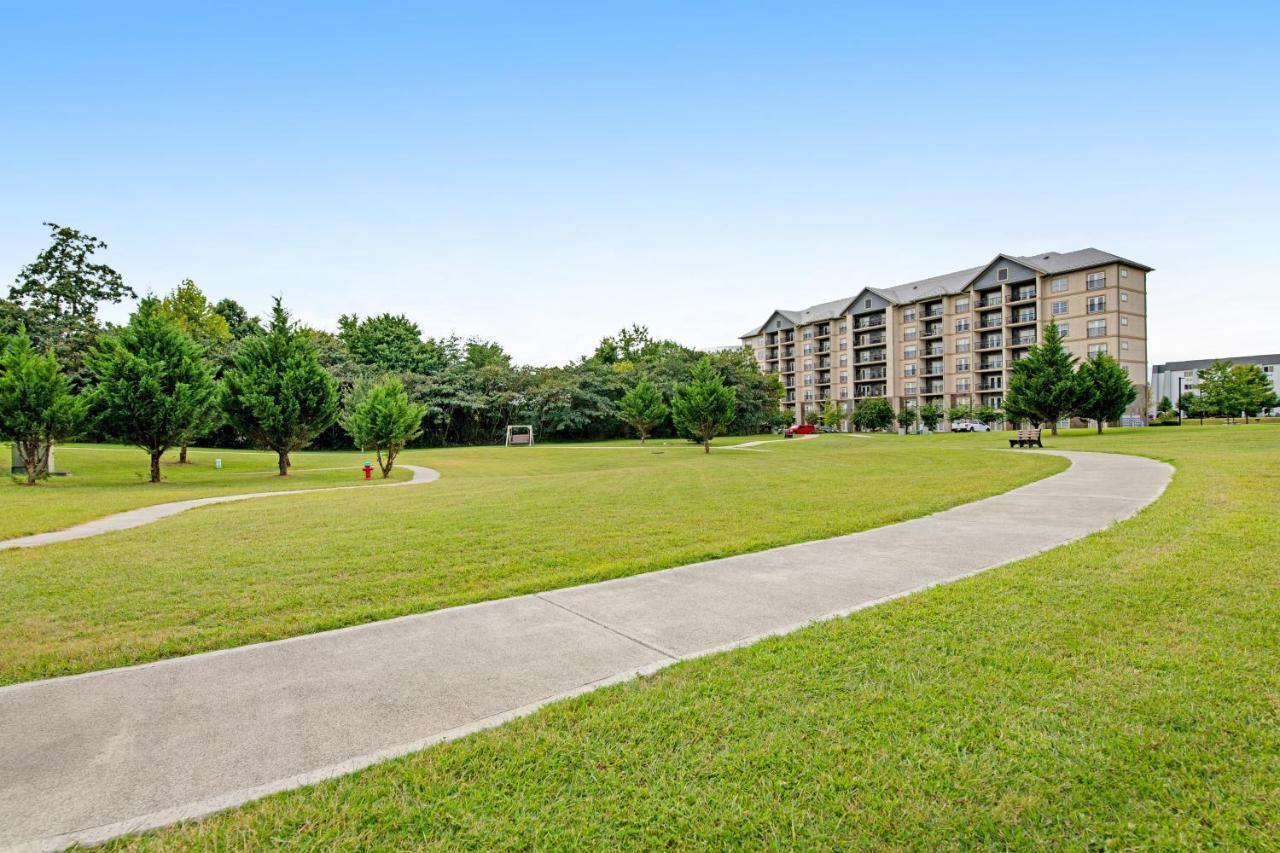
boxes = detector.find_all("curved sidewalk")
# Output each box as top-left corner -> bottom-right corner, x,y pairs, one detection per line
0,450 -> 1172,851
0,465 -> 441,551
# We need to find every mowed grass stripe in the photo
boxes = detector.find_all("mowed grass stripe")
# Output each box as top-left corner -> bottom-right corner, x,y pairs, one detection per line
0,436 -> 1061,684
105,426 -> 1280,850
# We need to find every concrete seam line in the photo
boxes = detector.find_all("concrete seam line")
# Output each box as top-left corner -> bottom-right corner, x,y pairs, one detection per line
534,593 -> 680,660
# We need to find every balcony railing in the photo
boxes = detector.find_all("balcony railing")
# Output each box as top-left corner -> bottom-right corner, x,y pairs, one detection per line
921,326 -> 943,338
978,358 -> 1004,370
979,318 -> 1003,329
1011,334 -> 1037,346
924,345 -> 944,356
981,381 -> 1004,391
1009,310 -> 1037,324
856,334 -> 885,346
855,316 -> 886,329
856,369 -> 886,380
978,337 -> 1003,350
1010,288 -> 1037,302
977,295 -> 1003,308
921,307 -> 944,318
856,351 -> 887,363
922,384 -> 945,394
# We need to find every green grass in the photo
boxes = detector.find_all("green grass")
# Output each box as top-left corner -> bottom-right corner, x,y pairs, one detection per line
0,444 -> 409,540
0,436 -> 1061,685
105,425 -> 1280,849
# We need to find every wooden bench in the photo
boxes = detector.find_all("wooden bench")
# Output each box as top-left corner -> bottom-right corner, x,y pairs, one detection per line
1008,429 -> 1043,448
509,433 -> 531,445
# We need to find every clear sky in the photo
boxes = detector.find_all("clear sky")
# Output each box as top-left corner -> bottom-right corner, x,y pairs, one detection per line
2,1 -> 1277,367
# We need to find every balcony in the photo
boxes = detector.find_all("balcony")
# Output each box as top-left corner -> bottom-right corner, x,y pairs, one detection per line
1010,333 -> 1037,347
978,359 -> 1003,371
921,325 -> 943,339
924,344 -> 944,356
977,337 -> 1003,351
979,316 -> 1003,329
1009,288 -> 1037,303
854,315 -> 886,329
922,383 -> 945,395
977,295 -> 1003,308
855,386 -> 886,398
921,306 -> 944,318
856,351 -> 887,364
1009,310 -> 1037,325
855,334 -> 885,346
902,331 -> 917,341
856,369 -> 886,380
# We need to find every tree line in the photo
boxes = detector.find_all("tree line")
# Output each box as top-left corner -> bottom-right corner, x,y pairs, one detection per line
1161,360 -> 1278,424
0,224 -> 783,482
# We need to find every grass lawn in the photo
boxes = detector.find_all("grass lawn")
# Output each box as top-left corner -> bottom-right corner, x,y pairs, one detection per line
105,425 -> 1279,849
0,436 -> 1061,685
0,444 -> 409,540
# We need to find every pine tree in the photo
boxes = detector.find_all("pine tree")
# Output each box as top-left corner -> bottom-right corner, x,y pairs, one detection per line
671,356 -> 736,453
1003,323 -> 1080,435
342,378 -> 427,477
616,378 -> 667,444
224,297 -> 338,475
1074,353 -> 1138,434
0,329 -> 86,484
86,299 -> 220,483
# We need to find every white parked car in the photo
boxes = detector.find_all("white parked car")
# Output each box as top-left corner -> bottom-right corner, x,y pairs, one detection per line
951,420 -> 991,432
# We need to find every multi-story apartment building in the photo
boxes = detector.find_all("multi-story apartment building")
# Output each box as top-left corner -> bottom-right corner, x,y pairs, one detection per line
741,248 -> 1151,426
1152,354 -> 1280,414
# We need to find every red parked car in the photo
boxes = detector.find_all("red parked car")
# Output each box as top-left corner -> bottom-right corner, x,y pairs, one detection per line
784,423 -> 817,437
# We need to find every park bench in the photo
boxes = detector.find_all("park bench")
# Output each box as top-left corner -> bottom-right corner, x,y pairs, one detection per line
1009,429 -> 1043,448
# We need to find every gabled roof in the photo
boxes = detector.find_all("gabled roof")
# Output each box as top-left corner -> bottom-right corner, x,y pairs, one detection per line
739,247 -> 1152,338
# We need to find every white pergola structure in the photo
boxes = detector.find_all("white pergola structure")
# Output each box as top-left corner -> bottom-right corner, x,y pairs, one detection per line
505,425 -> 534,446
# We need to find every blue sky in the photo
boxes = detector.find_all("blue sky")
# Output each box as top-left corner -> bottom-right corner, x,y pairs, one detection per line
2,1 -> 1277,366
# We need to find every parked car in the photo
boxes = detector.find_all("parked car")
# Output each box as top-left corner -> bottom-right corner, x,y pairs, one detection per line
784,423 -> 818,437
951,420 -> 991,433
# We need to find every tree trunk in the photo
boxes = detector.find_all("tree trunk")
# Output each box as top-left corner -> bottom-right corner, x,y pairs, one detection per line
277,451 -> 290,476
179,444 -> 189,464
703,437 -> 711,454
1096,420 -> 1104,435
1050,420 -> 1059,436
20,440 -> 42,485
150,450 -> 162,483
639,432 -> 647,446
379,448 -> 396,478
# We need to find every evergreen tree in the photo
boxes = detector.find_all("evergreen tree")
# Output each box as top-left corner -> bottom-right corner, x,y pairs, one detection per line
212,298 -> 263,341
1003,323 -> 1080,434
86,299 -> 220,483
1157,395 -> 1174,415
224,298 -> 338,475
0,329 -> 86,484
851,398 -> 894,432
1074,353 -> 1138,434
342,378 -> 427,477
671,356 -> 736,453
616,378 -> 667,444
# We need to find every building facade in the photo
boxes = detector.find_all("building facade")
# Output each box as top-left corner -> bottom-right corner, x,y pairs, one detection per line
740,248 -> 1152,426
1151,354 -> 1280,414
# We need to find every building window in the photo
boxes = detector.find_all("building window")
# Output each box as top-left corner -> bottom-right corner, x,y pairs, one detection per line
1088,343 -> 1109,357
955,358 -> 970,372
839,388 -> 848,399
1087,319 -> 1107,338
1056,323 -> 1069,336
839,323 -> 848,333
1120,292 -> 1129,302
1120,268 -> 1129,278
903,364 -> 917,377
1086,271 -> 1106,290
1121,341 -> 1129,350
839,355 -> 848,367
804,344 -> 813,354
997,267 -> 1009,282
1051,277 -> 1068,292
840,372 -> 848,383
804,359 -> 813,369
904,346 -> 917,359
1087,296 -> 1106,314
1120,317 -> 1128,326
955,318 -> 970,332
1052,300 -> 1068,315
864,299 -> 872,309
955,298 -> 969,313
803,330 -> 813,339
955,380 -> 970,392
804,375 -> 814,385
839,339 -> 848,349
1264,365 -> 1274,373
903,309 -> 916,321
956,338 -> 970,353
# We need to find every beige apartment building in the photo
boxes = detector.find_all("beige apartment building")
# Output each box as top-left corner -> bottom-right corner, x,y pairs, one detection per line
740,248 -> 1151,427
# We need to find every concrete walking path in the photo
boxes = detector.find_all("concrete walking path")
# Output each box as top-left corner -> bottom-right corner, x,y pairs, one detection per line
0,450 -> 1172,851
0,466 -> 441,551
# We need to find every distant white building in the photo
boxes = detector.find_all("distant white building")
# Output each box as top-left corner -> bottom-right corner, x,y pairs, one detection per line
1151,353 -> 1279,414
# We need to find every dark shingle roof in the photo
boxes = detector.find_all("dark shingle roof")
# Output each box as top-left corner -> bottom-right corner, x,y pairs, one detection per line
740,247 -> 1152,339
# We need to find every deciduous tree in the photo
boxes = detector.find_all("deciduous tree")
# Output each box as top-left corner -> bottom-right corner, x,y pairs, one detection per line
918,402 -> 943,432
851,398 -> 894,432
224,298 -> 338,475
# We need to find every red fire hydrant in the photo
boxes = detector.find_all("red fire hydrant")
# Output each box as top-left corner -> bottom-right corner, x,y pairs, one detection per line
362,461 -> 373,480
